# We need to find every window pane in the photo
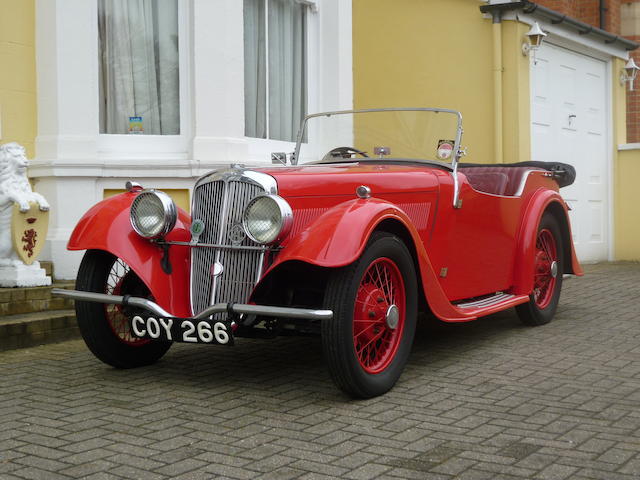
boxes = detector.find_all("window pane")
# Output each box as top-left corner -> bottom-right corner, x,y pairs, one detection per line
244,0 -> 267,139
244,0 -> 307,142
268,0 -> 306,142
99,0 -> 180,135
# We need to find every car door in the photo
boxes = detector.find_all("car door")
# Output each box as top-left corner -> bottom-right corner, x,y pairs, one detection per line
428,177 -> 521,302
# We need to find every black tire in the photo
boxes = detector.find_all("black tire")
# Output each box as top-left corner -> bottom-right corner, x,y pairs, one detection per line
75,250 -> 171,368
322,232 -> 417,398
516,213 -> 564,326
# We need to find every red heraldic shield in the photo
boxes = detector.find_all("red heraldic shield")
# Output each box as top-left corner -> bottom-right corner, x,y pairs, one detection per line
11,202 -> 49,265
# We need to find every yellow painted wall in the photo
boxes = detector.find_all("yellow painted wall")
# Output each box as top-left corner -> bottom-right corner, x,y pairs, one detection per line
614,149 -> 640,260
353,0 -> 529,164
501,21 -> 531,164
103,189 -> 191,213
0,0 -> 37,157
612,58 -> 640,260
612,58 -> 627,148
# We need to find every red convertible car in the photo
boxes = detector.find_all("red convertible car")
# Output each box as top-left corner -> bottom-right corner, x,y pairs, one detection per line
54,108 -> 582,398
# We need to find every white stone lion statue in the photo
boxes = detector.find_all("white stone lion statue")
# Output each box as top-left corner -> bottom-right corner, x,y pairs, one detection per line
0,142 -> 50,266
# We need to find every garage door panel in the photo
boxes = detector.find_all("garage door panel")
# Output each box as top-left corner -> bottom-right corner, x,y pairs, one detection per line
584,71 -> 604,99
558,64 -> 577,106
588,200 -> 604,243
531,122 -> 552,161
586,108 -> 603,134
532,106 -> 552,127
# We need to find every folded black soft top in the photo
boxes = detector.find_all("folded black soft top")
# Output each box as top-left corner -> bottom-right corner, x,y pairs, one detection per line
458,161 -> 576,188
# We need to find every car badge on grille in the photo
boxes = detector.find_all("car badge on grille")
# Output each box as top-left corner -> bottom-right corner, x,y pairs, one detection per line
190,219 -> 205,244
228,223 -> 246,246
211,262 -> 224,277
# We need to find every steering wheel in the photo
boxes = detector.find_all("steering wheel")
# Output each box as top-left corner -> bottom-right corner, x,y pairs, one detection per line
323,146 -> 369,161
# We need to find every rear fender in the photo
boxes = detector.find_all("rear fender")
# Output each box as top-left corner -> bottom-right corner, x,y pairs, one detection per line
513,189 -> 583,295
264,198 -> 477,322
68,192 -> 192,317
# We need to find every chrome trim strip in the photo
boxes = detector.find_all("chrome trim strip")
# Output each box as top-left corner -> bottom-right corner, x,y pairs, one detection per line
193,165 -> 278,197
52,289 -> 333,321
193,304 -> 333,321
158,240 -> 272,251
452,159 -> 461,209
513,169 -> 539,198
209,179 -> 231,308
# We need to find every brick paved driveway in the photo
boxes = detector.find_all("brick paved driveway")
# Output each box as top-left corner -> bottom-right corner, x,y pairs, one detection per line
1,263 -> 639,480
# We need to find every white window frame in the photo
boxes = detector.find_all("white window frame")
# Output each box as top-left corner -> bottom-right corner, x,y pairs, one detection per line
96,1 -> 192,162
244,0 -> 319,163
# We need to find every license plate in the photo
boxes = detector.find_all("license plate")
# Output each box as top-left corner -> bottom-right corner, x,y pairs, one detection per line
130,315 -> 234,345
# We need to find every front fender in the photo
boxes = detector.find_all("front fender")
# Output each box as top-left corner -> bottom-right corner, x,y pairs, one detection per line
270,198 -> 417,271
68,192 -> 192,317
513,189 -> 583,296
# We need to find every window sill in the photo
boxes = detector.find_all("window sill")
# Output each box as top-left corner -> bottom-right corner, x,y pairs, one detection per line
28,157 -> 198,178
98,134 -> 190,156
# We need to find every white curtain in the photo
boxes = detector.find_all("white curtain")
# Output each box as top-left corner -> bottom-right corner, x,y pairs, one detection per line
244,0 -> 306,142
244,0 -> 267,139
269,0 -> 306,142
99,0 -> 180,135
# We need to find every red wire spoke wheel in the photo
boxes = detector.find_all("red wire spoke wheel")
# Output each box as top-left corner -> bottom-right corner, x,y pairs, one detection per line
323,232 -> 417,398
104,258 -> 149,346
353,258 -> 406,374
532,229 -> 557,309
516,213 -> 564,326
75,250 -> 171,368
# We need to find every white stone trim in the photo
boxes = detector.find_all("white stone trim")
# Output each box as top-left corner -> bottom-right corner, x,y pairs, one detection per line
618,143 -> 640,151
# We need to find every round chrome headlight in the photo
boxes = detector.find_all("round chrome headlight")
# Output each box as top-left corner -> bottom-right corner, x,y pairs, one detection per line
130,190 -> 177,239
242,195 -> 293,245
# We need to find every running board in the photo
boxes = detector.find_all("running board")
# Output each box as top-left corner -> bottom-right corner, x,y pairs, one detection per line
445,292 -> 530,322
457,292 -> 516,309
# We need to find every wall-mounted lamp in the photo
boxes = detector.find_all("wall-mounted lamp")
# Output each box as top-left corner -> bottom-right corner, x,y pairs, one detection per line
620,58 -> 640,91
522,22 -> 547,65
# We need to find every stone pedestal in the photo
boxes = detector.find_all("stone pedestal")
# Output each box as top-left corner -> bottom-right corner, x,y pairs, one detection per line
0,261 -> 51,288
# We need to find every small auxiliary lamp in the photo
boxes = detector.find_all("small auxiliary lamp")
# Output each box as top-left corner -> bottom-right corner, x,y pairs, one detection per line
522,21 -> 547,65
621,58 -> 640,92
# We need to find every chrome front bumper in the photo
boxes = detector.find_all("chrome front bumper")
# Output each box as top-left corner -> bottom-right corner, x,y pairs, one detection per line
51,288 -> 333,321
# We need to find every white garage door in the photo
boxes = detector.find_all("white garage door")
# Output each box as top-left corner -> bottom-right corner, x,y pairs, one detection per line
531,43 -> 608,262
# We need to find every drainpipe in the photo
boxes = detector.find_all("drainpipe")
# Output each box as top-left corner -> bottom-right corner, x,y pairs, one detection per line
491,10 -> 504,164
599,0 -> 606,30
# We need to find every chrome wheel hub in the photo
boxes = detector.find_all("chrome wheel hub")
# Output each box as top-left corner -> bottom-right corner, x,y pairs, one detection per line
385,305 -> 399,330
550,260 -> 558,278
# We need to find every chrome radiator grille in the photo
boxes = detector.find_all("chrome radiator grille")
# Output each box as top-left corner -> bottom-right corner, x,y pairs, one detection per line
190,179 -> 265,316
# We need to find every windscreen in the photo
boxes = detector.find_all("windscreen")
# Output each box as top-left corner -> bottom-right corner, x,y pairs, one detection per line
294,109 -> 461,165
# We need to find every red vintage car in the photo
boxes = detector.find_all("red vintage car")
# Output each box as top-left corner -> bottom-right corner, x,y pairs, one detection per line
54,108 -> 582,398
